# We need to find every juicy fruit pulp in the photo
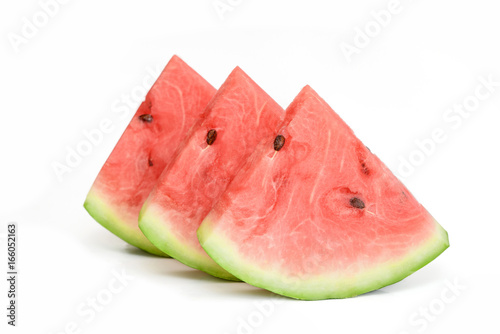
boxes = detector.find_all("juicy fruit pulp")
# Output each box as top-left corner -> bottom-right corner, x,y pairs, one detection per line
198,86 -> 449,299
139,67 -> 285,280
84,56 -> 216,256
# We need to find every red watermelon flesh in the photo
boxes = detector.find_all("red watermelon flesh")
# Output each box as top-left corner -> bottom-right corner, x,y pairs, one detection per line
198,86 -> 449,299
139,67 -> 285,279
84,56 -> 216,256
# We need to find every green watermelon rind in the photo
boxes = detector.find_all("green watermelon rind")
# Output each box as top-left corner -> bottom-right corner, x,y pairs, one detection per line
198,218 -> 449,300
138,203 -> 240,281
84,189 -> 168,257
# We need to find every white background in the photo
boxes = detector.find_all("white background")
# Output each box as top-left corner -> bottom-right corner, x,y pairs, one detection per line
1,0 -> 499,333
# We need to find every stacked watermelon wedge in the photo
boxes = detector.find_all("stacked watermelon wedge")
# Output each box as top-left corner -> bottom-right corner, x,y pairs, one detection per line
85,55 -> 449,300
84,56 -> 215,256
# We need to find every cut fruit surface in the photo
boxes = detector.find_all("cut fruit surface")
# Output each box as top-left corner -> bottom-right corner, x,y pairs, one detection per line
84,56 -> 215,256
198,86 -> 449,299
139,67 -> 285,279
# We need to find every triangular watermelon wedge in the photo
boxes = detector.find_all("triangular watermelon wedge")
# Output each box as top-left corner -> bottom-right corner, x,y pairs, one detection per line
139,67 -> 285,279
84,56 -> 216,256
198,86 -> 449,299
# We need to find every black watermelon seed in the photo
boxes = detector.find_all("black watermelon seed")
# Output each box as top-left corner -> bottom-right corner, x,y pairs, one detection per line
350,197 -> 365,209
207,129 -> 217,145
274,135 -> 285,151
148,159 -> 153,167
361,162 -> 370,175
139,114 -> 153,123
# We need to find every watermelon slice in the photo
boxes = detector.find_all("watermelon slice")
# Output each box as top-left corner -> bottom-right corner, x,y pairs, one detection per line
84,56 -> 215,256
198,86 -> 449,299
139,67 -> 285,279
